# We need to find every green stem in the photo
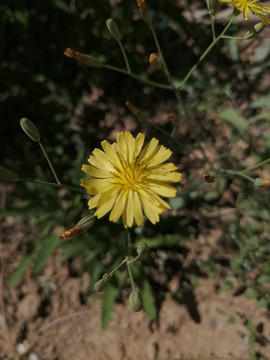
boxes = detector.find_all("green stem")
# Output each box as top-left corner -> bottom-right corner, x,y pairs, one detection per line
148,22 -> 173,86
117,40 -> 131,73
124,229 -> 136,291
221,35 -> 247,40
210,14 -> 216,40
221,169 -> 255,183
38,142 -> 61,184
242,157 -> 270,174
148,20 -> 209,163
104,64 -> 172,90
18,178 -> 85,193
177,15 -> 236,90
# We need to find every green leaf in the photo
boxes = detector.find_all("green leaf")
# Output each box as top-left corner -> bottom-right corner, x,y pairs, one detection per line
32,235 -> 59,273
102,283 -> 119,329
219,108 -> 247,131
8,254 -> 32,287
141,279 -> 157,320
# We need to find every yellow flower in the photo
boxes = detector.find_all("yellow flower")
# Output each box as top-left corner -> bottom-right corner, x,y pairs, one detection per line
81,132 -> 182,228
219,0 -> 270,24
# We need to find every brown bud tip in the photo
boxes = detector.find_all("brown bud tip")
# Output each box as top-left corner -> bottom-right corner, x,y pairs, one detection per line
149,53 -> 159,66
261,178 -> 270,186
126,101 -> 139,115
137,0 -> 147,12
64,48 -> 83,61
59,226 -> 82,241
129,289 -> 143,312
167,113 -> 176,122
203,173 -> 216,183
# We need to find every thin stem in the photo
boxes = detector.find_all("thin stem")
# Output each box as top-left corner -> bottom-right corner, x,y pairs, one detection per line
222,35 -> 247,40
117,40 -> 131,73
18,178 -> 85,193
148,20 -> 209,163
210,15 -> 216,40
38,142 -> 61,184
103,64 -> 173,90
177,15 -> 236,90
124,229 -> 136,291
109,258 -> 127,277
148,22 -> 173,85
241,158 -> 270,174
221,169 -> 255,183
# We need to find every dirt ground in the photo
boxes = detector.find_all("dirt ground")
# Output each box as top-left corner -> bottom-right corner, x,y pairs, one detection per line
1,216 -> 270,360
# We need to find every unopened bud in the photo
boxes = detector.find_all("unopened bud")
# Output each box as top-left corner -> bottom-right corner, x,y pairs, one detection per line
106,18 -> 122,41
129,288 -> 143,312
126,101 -> 139,115
76,212 -> 96,231
137,0 -> 152,23
206,0 -> 220,16
137,242 -> 148,256
0,166 -> 19,182
254,178 -> 262,187
244,22 -> 265,39
94,273 -> 112,292
20,118 -> 41,142
64,48 -> 103,67
203,173 -> 216,183
149,53 -> 159,66
59,213 -> 95,241
167,113 -> 177,122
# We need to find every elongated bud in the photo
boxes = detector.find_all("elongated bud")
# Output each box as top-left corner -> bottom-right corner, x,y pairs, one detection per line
203,173 -> 216,183
64,48 -> 103,67
254,178 -> 270,187
106,18 -> 122,40
126,101 -> 139,115
137,242 -> 148,256
244,22 -> 265,39
94,273 -> 112,292
76,212 -> 96,230
206,0 -> 220,16
129,288 -> 143,312
167,113 -> 176,122
136,0 -> 152,24
20,118 -> 41,142
0,166 -> 19,182
59,213 -> 95,240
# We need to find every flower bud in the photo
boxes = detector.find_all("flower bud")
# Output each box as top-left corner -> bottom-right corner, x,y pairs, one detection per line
76,212 -> 96,231
106,18 -> 122,41
129,288 -> 143,312
59,213 -> 95,241
244,22 -> 265,39
20,118 -> 41,142
0,166 -> 19,182
126,101 -> 139,115
137,0 -> 152,24
149,53 -> 159,66
64,48 -> 103,67
261,178 -> 270,186
206,0 -> 220,16
254,178 -> 262,187
94,273 -> 112,292
136,242 -> 148,256
167,113 -> 176,122
203,173 -> 216,183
